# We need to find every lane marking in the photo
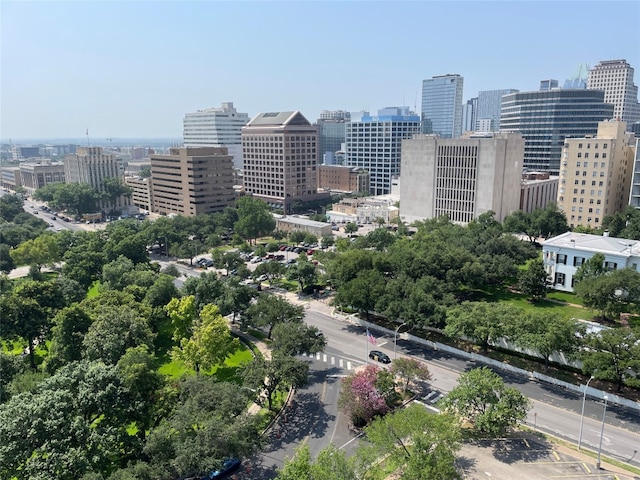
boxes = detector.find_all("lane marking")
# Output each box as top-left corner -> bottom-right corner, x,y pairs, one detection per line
582,463 -> 591,474
553,451 -> 560,461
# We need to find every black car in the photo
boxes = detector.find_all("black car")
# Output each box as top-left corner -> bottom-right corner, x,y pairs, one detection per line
369,350 -> 391,364
203,458 -> 241,479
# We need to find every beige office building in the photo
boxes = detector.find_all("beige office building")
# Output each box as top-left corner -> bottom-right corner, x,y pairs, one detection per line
557,120 -> 635,229
520,172 -> 559,213
64,146 -> 130,211
19,160 -> 65,195
124,176 -> 152,211
150,147 -> 235,216
400,132 -> 524,224
242,111 -> 329,213
587,59 -> 640,124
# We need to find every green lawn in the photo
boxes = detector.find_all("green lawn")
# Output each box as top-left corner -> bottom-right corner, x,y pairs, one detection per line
470,286 -> 598,321
158,344 -> 253,380
87,281 -> 100,298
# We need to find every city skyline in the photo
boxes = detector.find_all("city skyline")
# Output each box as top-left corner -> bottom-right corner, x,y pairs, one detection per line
2,1 -> 639,140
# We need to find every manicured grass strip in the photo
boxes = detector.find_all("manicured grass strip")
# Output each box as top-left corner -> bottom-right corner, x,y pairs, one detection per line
86,281 -> 100,298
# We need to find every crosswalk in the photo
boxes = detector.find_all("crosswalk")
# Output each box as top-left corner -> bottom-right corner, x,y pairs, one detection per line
299,352 -> 359,371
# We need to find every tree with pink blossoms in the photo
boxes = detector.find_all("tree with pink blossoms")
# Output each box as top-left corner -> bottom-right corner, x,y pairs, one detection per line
338,365 -> 389,427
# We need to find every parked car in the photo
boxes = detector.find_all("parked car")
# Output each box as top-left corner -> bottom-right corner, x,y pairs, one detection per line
368,350 -> 391,364
203,458 -> 241,479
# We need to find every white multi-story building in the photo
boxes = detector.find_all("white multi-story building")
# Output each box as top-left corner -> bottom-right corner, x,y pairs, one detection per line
629,138 -> 640,210
183,102 -> 249,171
345,107 -> 421,196
587,59 -> 640,125
542,231 -> 640,292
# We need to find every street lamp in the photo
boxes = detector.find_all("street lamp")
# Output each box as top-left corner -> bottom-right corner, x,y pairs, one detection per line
595,395 -> 609,470
394,322 -> 408,360
578,375 -> 595,450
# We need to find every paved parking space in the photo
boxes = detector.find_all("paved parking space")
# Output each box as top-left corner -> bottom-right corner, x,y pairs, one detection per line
456,435 -> 637,480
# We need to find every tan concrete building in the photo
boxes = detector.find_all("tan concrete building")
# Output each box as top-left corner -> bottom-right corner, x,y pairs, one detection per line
124,175 -> 152,211
19,159 -> 65,195
242,111 -> 329,213
274,215 -> 333,238
65,146 -> 130,212
557,120 -> 635,229
150,147 -> 235,216
318,165 -> 369,193
400,132 -> 524,224
520,172 -> 559,213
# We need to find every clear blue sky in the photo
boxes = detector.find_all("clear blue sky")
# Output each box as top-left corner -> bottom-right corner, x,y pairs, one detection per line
2,1 -> 639,140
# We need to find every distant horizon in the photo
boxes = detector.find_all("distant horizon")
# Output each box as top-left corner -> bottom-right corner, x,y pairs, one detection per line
1,137 -> 183,147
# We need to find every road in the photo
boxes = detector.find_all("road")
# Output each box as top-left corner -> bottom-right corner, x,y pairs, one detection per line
302,307 -> 640,469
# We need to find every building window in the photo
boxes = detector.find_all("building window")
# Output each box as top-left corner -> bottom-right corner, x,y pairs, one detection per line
554,272 -> 566,286
573,256 -> 585,267
557,254 -> 568,265
577,153 -> 582,158
584,153 -> 589,158
604,261 -> 617,271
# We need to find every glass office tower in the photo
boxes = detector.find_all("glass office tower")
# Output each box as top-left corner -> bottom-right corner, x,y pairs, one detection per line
421,74 -> 464,138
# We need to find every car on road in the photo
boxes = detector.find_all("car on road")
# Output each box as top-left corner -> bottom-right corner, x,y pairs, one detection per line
368,350 -> 391,364
197,258 -> 214,268
202,458 -> 241,479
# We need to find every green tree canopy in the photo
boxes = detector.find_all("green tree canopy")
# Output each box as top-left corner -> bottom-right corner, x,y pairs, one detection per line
234,196 -> 275,244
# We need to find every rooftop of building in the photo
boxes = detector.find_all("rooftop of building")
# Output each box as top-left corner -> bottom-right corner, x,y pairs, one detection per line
543,231 -> 640,257
274,214 -> 330,228
246,111 -> 311,127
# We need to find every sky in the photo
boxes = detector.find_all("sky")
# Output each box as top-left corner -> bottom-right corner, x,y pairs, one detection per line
2,0 -> 639,141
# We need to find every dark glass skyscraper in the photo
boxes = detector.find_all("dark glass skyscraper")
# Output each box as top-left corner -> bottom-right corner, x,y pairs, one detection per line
317,110 -> 350,165
500,89 -> 614,173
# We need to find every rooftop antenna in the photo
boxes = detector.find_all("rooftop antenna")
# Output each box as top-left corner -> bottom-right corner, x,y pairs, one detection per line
86,127 -> 91,147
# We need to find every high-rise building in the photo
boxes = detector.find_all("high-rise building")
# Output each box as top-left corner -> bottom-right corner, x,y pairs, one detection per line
241,111 -> 328,213
149,147 -> 235,216
462,97 -> 477,134
400,132 -> 524,224
183,102 -> 249,171
557,120 -> 634,229
476,89 -> 518,132
563,63 -> 589,89
421,74 -> 464,138
317,110 -> 350,165
345,107 -> 421,196
500,88 -> 614,173
629,138 -> 640,210
64,146 -> 130,211
587,59 -> 640,125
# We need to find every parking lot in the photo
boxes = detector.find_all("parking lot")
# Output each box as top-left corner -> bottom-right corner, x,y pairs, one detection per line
456,435 -> 637,480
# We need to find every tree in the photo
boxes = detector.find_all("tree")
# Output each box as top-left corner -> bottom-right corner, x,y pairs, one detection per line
0,243 -> 15,273
338,365 -> 389,426
0,294 -> 49,369
390,357 -> 432,392
271,322 -> 326,356
441,367 -> 531,436
241,354 -> 309,411
518,258 -> 550,301
344,222 -> 359,236
334,269 -> 385,320
211,250 -> 244,275
574,268 -> 640,320
83,304 -> 155,365
288,230 -> 306,244
511,312 -> 584,369
9,233 -> 61,270
0,193 -> 24,221
143,376 -> 262,479
234,196 -> 275,244
216,280 -> 258,323
277,444 -> 358,480
573,252 -> 606,285
182,271 -> 225,312
360,403 -> 461,480
246,293 -> 305,338
101,177 -> 133,214
165,295 -> 198,341
320,235 -> 335,248
581,327 -> 640,391
444,302 -> 520,353
45,305 -> 93,372
171,304 -> 241,374
254,260 -> 286,286
116,345 -> 165,442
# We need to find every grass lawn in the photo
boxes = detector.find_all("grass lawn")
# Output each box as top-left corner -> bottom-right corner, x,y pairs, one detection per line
87,281 -> 100,298
470,285 -> 599,321
158,343 -> 253,380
